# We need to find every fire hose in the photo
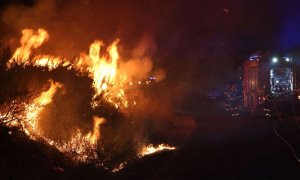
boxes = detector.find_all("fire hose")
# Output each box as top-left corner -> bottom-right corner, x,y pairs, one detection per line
272,106 -> 300,164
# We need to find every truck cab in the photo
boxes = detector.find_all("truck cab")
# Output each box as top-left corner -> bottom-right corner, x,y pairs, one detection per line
242,54 -> 300,116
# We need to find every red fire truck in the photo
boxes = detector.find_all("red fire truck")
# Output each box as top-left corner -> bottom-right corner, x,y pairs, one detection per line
242,54 -> 300,116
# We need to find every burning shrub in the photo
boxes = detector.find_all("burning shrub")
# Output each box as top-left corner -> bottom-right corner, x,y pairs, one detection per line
0,28 -> 176,172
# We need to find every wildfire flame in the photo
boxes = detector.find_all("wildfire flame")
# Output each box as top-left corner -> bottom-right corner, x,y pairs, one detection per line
7,28 -> 127,109
8,28 -> 49,67
139,144 -> 176,157
23,79 -> 63,137
91,116 -> 106,145
47,116 -> 106,163
33,80 -> 62,106
0,28 -> 175,171
0,80 -> 106,163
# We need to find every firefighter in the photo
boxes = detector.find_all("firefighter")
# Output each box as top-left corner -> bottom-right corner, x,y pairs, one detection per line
230,83 -> 240,116
224,84 -> 231,111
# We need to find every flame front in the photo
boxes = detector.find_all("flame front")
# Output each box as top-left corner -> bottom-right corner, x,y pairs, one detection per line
1,80 -> 106,163
139,144 -> 176,157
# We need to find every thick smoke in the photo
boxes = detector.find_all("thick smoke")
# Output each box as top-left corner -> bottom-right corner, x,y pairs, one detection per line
119,35 -> 158,82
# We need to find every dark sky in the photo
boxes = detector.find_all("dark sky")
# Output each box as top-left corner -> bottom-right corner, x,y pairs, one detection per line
1,0 -> 300,85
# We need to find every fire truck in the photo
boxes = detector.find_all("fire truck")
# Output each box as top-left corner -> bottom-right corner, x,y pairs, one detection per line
242,54 -> 300,116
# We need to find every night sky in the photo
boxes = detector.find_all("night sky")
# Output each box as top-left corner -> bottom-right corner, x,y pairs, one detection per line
1,0 -> 300,86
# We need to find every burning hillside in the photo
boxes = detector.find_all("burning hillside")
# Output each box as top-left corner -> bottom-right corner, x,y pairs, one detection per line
0,28 -> 177,172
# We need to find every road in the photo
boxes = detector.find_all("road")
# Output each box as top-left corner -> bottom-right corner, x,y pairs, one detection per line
121,101 -> 300,179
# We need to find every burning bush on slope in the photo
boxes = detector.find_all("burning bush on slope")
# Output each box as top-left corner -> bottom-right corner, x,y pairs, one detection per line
0,29 -> 178,172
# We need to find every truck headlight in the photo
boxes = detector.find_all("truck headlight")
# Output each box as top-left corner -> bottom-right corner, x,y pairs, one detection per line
272,57 -> 278,63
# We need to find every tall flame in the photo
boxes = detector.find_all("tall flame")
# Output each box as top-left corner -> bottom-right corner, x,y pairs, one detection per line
79,39 -> 124,108
8,28 -> 49,68
89,40 -> 118,95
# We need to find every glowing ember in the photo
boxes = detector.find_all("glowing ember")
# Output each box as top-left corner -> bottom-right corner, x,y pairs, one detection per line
54,116 -> 106,162
111,162 -> 128,173
55,129 -> 99,162
139,144 -> 176,157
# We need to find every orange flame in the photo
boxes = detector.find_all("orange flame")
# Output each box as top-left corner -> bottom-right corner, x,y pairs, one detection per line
77,39 -> 126,108
23,79 -> 63,137
50,116 -> 106,162
0,80 -> 107,163
8,28 -> 49,68
33,80 -> 63,106
0,28 -> 175,171
139,144 -> 176,157
91,116 -> 106,145
7,28 -> 127,109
